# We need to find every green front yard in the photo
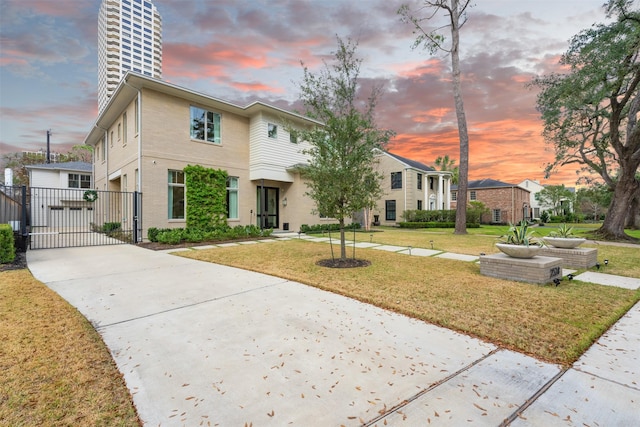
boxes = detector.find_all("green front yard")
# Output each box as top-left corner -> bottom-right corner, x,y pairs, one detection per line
179,226 -> 640,366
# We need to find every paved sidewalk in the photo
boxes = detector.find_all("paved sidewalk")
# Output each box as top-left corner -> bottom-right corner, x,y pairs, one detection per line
27,242 -> 640,426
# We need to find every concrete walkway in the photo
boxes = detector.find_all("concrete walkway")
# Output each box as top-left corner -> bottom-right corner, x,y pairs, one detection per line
27,240 -> 640,426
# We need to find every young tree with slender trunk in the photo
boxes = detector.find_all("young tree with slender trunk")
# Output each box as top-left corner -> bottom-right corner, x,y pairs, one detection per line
532,0 -> 640,241
296,37 -> 394,262
399,0 -> 472,234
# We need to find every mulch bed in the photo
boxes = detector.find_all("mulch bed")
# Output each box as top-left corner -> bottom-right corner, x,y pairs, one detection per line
0,251 -> 28,272
316,258 -> 371,268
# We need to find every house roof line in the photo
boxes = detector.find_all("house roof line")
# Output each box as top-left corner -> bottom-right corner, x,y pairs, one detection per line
25,161 -> 92,172
451,178 -> 530,191
84,72 -> 323,146
377,149 -> 450,175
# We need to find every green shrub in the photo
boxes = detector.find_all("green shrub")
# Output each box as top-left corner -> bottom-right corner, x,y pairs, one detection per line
0,224 -> 16,264
398,222 -> 480,229
540,211 -> 550,223
300,223 -> 361,233
102,222 -> 121,233
151,224 -> 272,245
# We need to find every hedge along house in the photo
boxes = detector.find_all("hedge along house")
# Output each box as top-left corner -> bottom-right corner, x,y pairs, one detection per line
83,72 -> 332,240
373,150 -> 453,225
450,178 -> 531,224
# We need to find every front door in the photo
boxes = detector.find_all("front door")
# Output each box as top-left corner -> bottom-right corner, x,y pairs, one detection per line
257,186 -> 279,229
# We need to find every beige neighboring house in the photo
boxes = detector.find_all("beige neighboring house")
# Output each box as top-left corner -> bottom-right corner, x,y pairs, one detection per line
83,72 -> 332,240
26,162 -> 93,228
373,150 -> 452,225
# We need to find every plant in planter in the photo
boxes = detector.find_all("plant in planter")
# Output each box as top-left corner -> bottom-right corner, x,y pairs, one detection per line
496,220 -> 544,258
543,223 -> 586,249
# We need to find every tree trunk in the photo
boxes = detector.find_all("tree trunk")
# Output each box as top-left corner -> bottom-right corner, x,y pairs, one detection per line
625,191 -> 640,229
451,0 -> 469,235
339,218 -> 346,259
598,171 -> 639,240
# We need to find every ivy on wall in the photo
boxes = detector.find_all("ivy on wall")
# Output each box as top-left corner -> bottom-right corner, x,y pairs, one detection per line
184,164 -> 228,229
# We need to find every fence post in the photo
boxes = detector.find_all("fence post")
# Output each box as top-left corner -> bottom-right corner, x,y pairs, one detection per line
20,185 -> 28,251
133,191 -> 139,243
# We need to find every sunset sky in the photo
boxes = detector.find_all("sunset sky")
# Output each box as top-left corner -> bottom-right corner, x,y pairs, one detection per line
0,0 -> 613,185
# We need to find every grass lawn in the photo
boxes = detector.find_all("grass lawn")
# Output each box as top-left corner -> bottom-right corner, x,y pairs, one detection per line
178,231 -> 640,366
0,269 -> 140,427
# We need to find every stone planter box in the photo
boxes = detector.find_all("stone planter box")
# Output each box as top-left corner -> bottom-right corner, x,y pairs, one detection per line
495,243 -> 542,259
543,237 -> 586,249
480,253 -> 563,284
539,246 -> 597,269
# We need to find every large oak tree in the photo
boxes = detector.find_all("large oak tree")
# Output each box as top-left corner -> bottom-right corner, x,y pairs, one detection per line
532,0 -> 640,241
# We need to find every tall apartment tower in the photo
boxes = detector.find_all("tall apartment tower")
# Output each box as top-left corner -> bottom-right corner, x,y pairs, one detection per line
98,0 -> 162,112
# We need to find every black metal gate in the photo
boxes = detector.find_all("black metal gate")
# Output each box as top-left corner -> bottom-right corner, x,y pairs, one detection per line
1,185 -> 142,250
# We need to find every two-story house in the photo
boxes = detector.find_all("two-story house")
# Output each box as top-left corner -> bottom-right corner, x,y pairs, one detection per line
83,72 -> 329,239
374,150 -> 452,225
451,178 -> 531,224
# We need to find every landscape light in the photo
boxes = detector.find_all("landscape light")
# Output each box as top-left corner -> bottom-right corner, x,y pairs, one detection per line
604,259 -> 609,266
430,240 -> 434,249
370,233 -> 373,243
567,274 -> 574,280
596,262 -> 601,270
553,278 -> 561,286
408,246 -> 412,256
480,253 -> 486,256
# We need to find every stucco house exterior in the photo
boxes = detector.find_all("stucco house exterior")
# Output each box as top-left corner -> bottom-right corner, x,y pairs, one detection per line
373,150 -> 452,225
451,178 -> 531,224
25,162 -> 93,228
83,72 -> 333,240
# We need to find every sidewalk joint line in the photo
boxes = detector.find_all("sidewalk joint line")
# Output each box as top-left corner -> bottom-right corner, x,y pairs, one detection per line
499,367 -> 570,426
362,347 -> 502,427
95,281 -> 288,330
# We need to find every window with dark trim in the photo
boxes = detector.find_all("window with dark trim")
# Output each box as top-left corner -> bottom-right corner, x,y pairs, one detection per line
417,200 -> 423,210
190,106 -> 221,144
68,173 -> 91,189
391,172 -> 402,189
452,191 -> 457,201
168,170 -> 185,219
470,190 -> 477,201
268,123 -> 278,139
385,200 -> 396,221
417,173 -> 422,190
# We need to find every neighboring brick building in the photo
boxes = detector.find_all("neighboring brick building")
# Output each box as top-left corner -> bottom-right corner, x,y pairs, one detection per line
451,178 -> 531,224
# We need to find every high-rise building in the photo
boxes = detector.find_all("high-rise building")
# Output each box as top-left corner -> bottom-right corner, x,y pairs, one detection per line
97,0 -> 162,112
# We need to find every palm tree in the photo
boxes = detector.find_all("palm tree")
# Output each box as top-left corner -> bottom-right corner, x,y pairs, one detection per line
435,155 -> 459,184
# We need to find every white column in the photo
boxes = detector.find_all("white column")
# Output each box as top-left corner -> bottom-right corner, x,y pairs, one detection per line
437,175 -> 443,209
445,176 -> 451,209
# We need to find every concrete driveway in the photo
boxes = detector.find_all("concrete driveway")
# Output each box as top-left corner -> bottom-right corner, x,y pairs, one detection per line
27,244 -> 640,426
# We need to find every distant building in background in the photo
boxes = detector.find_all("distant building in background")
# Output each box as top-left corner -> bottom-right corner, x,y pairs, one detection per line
451,178 -> 531,224
22,149 -> 62,163
98,0 -> 162,112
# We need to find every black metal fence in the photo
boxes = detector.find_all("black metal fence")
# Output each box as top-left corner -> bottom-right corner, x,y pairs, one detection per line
1,185 -> 142,250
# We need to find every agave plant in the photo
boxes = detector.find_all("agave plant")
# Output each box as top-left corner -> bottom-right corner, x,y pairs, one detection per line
548,223 -> 576,238
499,221 -> 543,246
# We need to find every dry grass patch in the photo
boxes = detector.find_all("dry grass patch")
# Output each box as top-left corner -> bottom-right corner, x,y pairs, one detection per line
0,269 -> 140,427
178,240 -> 639,366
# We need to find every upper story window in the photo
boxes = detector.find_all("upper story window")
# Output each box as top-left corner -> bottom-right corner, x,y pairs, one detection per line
470,190 -> 477,201
452,191 -> 457,201
268,123 -> 278,139
289,130 -> 298,144
190,106 -> 221,144
391,172 -> 402,189
69,174 -> 91,189
417,173 -> 422,190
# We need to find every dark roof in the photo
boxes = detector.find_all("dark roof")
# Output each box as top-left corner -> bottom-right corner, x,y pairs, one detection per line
26,162 -> 92,172
451,178 -> 519,191
384,151 -> 435,172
